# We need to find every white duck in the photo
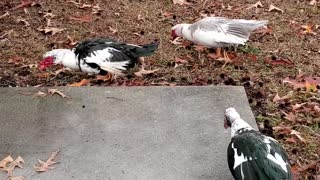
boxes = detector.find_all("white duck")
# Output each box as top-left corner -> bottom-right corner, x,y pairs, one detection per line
171,17 -> 268,61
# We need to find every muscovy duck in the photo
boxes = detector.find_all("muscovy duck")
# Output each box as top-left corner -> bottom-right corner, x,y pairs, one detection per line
39,38 -> 159,76
224,107 -> 293,180
171,17 -> 267,60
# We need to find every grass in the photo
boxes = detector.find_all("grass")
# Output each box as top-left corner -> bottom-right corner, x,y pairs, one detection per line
0,0 -> 320,178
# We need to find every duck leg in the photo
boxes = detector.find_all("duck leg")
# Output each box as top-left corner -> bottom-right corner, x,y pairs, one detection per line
220,49 -> 231,68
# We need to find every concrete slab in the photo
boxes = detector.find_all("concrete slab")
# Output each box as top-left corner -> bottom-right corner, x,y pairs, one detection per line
0,86 -> 256,180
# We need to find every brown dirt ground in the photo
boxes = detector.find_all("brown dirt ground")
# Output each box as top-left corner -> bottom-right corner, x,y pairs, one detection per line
0,0 -> 320,179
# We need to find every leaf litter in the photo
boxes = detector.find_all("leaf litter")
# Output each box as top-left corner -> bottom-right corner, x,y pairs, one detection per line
34,150 -> 60,172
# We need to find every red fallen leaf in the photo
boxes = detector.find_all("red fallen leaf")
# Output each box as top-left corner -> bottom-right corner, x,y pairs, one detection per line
70,15 -> 93,23
273,125 -> 292,135
283,76 -> 320,90
13,0 -> 33,10
284,112 -> 296,122
265,56 -> 294,67
285,137 -> 297,143
162,11 -> 173,17
273,92 -> 291,103
8,56 -> 24,64
175,57 -> 188,64
292,103 -> 306,111
255,26 -> 273,35
298,162 -> 317,172
291,164 -> 300,176
245,54 -> 258,62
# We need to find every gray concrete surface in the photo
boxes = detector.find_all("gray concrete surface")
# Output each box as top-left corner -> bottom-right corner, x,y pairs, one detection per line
0,86 -> 256,180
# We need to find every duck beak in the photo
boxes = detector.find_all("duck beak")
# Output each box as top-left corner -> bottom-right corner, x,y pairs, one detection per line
224,116 -> 229,129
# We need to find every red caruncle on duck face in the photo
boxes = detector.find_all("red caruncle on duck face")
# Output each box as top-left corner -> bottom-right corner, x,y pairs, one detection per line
39,56 -> 55,70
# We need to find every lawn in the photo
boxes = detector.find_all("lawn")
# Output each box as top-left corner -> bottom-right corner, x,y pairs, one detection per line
0,0 -> 319,179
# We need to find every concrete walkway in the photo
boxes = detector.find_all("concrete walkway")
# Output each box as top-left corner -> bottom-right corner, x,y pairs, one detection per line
0,86 -> 256,180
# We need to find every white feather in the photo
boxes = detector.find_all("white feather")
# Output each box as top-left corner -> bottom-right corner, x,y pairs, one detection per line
232,143 -> 250,169
83,47 -> 130,75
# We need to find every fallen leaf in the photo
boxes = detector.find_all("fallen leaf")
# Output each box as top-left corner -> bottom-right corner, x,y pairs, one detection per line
175,57 -> 188,64
301,25 -> 317,35
70,14 -> 93,23
17,17 -> 30,26
10,176 -> 24,180
305,80 -> 317,92
32,91 -> 47,98
34,150 -> 59,172
172,0 -> 192,5
273,92 -> 291,102
290,130 -> 306,142
162,11 -> 173,17
314,105 -> 320,113
292,103 -> 307,111
273,125 -> 292,135
284,112 -> 296,122
108,26 -> 118,34
48,89 -> 70,98
283,77 -> 305,89
37,27 -> 65,35
309,0 -> 317,6
246,1 -> 263,10
245,54 -> 258,62
67,35 -> 78,46
69,79 -> 90,87
134,67 -> 159,77
285,137 -> 297,143
13,0 -> 33,10
255,26 -> 273,35
0,12 -> 10,20
0,156 -> 14,168
0,156 -> 25,177
265,56 -> 294,67
268,4 -> 284,13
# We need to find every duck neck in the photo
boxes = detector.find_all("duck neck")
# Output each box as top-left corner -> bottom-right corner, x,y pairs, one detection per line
231,118 -> 253,137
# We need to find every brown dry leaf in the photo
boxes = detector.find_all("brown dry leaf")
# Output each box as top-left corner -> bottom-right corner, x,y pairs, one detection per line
48,89 -> 70,98
273,92 -> 291,102
10,176 -> 24,180
172,0 -> 192,5
17,17 -> 30,26
265,56 -> 294,67
246,1 -> 263,10
0,156 -> 14,168
290,130 -> 306,142
37,27 -> 65,35
13,0 -> 33,10
309,0 -> 317,6
283,77 -> 306,89
33,91 -> 47,98
314,105 -> 320,113
285,137 -> 297,143
70,14 -> 93,23
69,79 -> 91,87
268,4 -> 284,13
284,112 -> 296,122
0,12 -> 10,20
162,11 -> 173,17
305,81 -> 317,92
292,103 -> 306,111
134,67 -> 159,77
175,57 -> 188,64
273,125 -> 292,135
301,25 -> 317,35
255,26 -> 273,36
108,26 -> 118,34
67,35 -> 78,46
0,156 -> 25,177
34,150 -> 59,172
298,162 -> 318,172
